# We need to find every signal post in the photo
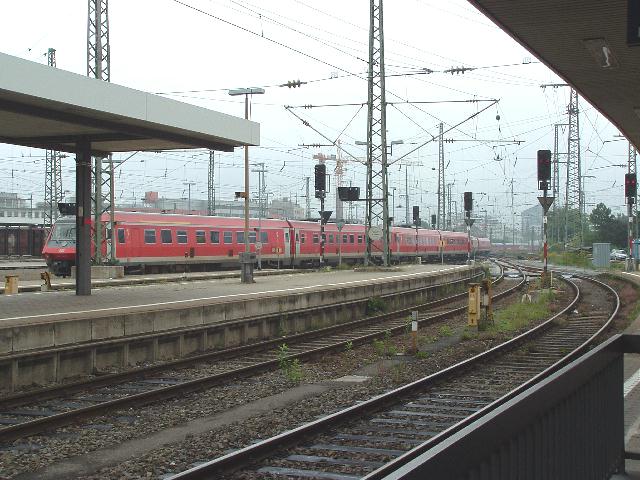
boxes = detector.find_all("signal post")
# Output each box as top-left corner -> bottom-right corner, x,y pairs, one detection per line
315,164 -> 332,266
626,172 -> 637,271
464,192 -> 474,263
537,150 -> 554,288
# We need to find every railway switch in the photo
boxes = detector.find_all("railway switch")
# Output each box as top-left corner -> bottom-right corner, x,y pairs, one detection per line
468,283 -> 481,327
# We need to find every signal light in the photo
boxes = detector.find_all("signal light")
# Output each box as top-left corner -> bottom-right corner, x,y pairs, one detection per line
464,192 -> 473,212
412,206 -> 420,223
314,164 -> 326,197
431,214 -> 436,229
626,173 -> 637,199
537,149 -> 552,190
337,187 -> 360,201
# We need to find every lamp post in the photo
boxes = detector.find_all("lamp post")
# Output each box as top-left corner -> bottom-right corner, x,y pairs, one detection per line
183,181 -> 195,212
229,87 -> 265,283
391,187 -> 396,226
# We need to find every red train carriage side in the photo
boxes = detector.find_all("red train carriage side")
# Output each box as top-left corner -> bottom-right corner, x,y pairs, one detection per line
43,211 -> 491,275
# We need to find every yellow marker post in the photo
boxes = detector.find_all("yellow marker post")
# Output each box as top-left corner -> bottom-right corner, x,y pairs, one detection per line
4,275 -> 18,295
468,283 -> 481,327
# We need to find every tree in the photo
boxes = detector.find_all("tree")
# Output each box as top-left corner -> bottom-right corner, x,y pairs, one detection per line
589,203 -> 614,243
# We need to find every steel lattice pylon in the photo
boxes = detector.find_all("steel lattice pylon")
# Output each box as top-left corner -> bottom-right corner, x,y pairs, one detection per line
87,0 -> 110,81
44,48 -> 63,231
208,150 -> 216,215
88,0 -> 115,263
365,0 -> 389,266
437,123 -> 445,230
553,123 -> 566,244
565,89 -> 582,246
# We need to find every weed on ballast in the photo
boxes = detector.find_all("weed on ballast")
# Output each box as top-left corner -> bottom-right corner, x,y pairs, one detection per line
276,343 -> 304,383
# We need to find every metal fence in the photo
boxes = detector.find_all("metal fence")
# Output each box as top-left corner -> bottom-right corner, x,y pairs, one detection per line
377,334 -> 638,480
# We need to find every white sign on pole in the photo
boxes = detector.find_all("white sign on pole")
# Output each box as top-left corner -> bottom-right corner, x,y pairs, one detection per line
368,225 -> 383,240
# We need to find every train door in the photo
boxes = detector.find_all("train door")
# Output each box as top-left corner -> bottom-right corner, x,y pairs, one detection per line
294,228 -> 301,265
282,228 -> 292,266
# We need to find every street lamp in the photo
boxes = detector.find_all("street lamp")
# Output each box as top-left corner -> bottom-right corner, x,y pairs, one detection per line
229,87 -> 265,283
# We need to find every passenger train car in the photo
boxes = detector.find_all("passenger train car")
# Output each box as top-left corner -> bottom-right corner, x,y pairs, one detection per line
42,211 -> 491,276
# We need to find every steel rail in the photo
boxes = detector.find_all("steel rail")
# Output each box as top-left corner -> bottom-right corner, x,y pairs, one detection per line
362,262 -> 620,479
0,267 -> 513,443
0,270 -> 485,408
168,263 -> 617,480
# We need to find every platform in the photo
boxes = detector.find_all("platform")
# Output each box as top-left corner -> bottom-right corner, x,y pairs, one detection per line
614,273 -> 640,478
0,263 -> 478,390
0,264 -> 468,323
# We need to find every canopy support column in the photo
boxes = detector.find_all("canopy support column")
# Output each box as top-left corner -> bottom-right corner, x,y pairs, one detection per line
75,138 -> 92,296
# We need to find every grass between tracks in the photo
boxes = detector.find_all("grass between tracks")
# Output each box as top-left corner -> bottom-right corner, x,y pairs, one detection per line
463,288 -> 556,341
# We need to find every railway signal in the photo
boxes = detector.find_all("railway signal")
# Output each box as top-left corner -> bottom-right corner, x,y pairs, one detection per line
315,163 -> 328,265
464,192 -> 473,263
314,164 -> 326,198
626,173 -> 637,271
537,149 -> 555,287
625,173 -> 637,200
537,149 -> 552,191
337,187 -> 360,201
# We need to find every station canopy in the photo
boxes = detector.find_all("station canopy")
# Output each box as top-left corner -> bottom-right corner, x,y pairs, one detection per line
0,51 -> 259,156
468,0 -> 640,149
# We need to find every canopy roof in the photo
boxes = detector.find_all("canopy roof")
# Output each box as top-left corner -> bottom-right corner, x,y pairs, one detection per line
468,0 -> 640,149
0,52 -> 259,156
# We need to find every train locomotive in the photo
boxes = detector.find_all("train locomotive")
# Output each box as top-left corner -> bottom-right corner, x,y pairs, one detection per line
42,211 -> 491,276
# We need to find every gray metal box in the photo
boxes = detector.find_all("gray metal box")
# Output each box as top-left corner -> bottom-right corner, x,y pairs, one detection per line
592,243 -> 611,268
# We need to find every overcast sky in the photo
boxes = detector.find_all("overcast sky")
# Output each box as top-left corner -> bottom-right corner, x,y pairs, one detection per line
0,0 -> 631,223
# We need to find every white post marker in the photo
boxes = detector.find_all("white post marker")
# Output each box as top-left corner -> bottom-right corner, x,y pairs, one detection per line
411,311 -> 419,353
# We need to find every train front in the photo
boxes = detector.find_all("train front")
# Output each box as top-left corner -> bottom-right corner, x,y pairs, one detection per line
42,216 -> 76,277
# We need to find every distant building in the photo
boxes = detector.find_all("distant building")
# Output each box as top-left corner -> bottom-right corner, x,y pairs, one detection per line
119,192 -> 306,220
521,204 -> 543,248
0,192 -> 46,225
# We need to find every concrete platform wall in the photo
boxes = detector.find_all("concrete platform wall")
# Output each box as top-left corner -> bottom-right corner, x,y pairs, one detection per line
0,266 -> 478,391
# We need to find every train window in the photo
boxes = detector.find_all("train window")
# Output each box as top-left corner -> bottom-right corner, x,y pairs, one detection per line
223,232 -> 232,244
161,229 -> 173,244
177,231 -> 188,244
210,231 -> 220,243
313,234 -> 319,244
117,228 -> 125,244
349,234 -> 355,244
261,231 -> 268,243
285,232 -> 290,242
301,233 -> 306,244
295,233 -> 299,242
357,235 -> 363,244
343,234 -> 348,243
249,232 -> 256,243
196,231 -> 205,244
236,232 -> 245,244
144,229 -> 156,244
329,234 -> 334,243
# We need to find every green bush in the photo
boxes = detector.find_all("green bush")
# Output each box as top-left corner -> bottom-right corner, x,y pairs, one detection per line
366,296 -> 387,314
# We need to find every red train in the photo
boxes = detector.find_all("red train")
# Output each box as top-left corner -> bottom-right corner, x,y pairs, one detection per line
42,211 -> 491,276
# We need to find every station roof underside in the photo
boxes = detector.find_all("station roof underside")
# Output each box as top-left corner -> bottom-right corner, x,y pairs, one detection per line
0,52 -> 259,156
468,0 -> 640,149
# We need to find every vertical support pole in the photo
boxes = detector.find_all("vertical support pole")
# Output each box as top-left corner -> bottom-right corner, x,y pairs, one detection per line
629,201 -> 634,272
320,195 -> 325,266
543,189 -> 549,287
76,138 -> 92,296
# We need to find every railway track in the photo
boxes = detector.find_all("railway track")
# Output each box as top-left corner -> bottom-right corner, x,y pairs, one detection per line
0,263 -> 518,444
167,263 -> 619,480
